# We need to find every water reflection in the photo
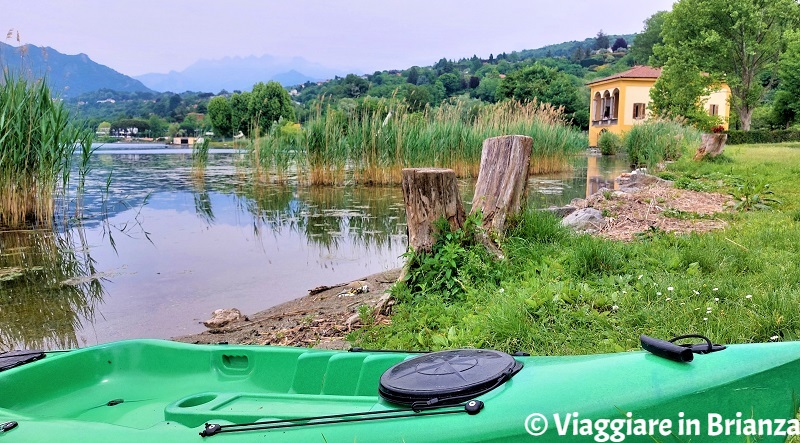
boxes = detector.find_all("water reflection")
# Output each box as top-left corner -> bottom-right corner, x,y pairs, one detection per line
0,150 -> 628,350
0,229 -> 104,352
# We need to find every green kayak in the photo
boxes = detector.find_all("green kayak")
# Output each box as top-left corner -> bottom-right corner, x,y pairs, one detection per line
1,336 -> 799,442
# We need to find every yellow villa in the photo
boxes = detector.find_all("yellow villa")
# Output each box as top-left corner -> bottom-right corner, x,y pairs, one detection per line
587,66 -> 731,146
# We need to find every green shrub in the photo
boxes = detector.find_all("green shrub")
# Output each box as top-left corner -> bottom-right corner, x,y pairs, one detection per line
726,129 -> 800,145
624,120 -> 701,168
597,131 -> 623,155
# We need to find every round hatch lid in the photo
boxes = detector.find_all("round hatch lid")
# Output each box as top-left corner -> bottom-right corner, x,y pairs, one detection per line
379,349 -> 523,406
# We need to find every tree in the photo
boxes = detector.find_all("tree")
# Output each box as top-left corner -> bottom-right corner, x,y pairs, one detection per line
147,115 -> 168,138
594,30 -> 610,50
649,56 -> 721,131
248,82 -> 295,135
496,63 -> 584,124
342,74 -> 369,98
658,0 -> 800,130
611,38 -> 628,51
207,96 -> 233,138
230,92 -> 250,136
630,11 -> 668,65
772,29 -> 800,128
439,72 -> 464,95
407,66 -> 419,85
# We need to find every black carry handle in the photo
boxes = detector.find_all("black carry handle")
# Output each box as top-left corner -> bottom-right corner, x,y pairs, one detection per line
640,335 -> 694,363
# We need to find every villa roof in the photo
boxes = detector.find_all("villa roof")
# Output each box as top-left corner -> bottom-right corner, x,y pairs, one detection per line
587,65 -> 663,86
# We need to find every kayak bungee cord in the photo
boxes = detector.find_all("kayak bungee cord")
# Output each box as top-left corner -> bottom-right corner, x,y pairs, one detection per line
199,400 -> 484,437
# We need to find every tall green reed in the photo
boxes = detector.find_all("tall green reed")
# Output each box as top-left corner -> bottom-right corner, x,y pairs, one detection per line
250,98 -> 587,186
0,72 -> 93,227
624,119 -> 701,169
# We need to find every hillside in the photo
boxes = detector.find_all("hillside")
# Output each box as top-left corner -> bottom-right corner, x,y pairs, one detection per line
0,42 -> 152,97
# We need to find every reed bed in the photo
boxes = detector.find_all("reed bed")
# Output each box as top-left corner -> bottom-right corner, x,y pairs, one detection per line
250,99 -> 587,186
0,72 -> 93,228
624,119 -> 702,168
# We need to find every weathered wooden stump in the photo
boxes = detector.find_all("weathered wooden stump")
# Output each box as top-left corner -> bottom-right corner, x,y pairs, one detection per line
694,133 -> 728,160
470,135 -> 533,236
401,168 -> 465,253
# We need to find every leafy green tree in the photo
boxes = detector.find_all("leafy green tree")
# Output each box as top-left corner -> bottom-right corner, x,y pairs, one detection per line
649,57 -> 721,131
496,63 -> 582,116
658,0 -> 800,130
343,74 -> 369,98
207,96 -> 233,137
471,77 -> 501,102
96,121 -> 111,135
772,29 -> 800,128
230,92 -> 250,136
439,73 -> 464,95
249,81 -> 295,134
405,85 -> 431,112
147,115 -> 168,138
631,11 -> 668,65
611,38 -> 628,51
594,30 -> 610,50
407,66 -> 419,85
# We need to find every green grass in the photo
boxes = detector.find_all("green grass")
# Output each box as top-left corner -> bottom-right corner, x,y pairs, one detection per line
250,98 -> 587,185
350,143 -> 800,355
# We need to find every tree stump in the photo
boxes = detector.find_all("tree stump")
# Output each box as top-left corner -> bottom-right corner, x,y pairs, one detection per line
401,168 -> 465,253
470,135 -> 533,236
694,133 -> 728,160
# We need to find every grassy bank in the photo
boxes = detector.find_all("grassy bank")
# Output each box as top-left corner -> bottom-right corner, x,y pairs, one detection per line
250,99 -> 588,185
351,143 -> 800,355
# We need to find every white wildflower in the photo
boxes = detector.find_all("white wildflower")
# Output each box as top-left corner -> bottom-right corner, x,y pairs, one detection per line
746,294 -> 753,299
667,287 -> 674,291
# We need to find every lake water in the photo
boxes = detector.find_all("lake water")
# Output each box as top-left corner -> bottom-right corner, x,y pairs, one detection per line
0,145 -> 629,351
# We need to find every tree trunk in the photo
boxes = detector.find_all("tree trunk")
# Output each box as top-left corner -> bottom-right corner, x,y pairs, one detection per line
401,168 -> 465,253
694,133 -> 728,160
470,135 -> 533,235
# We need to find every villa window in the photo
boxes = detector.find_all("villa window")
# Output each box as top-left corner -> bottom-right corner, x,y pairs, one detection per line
709,104 -> 719,116
633,103 -> 646,120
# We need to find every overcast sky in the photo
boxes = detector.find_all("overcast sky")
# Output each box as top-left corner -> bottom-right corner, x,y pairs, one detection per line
2,0 -> 675,77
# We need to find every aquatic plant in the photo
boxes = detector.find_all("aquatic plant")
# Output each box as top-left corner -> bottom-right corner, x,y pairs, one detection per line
0,72 -> 94,227
249,98 -> 587,186
624,119 -> 701,169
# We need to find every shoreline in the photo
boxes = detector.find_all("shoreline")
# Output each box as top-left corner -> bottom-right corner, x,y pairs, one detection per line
172,268 -> 401,349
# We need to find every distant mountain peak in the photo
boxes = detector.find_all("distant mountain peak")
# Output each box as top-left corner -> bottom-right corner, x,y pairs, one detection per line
0,41 -> 153,97
135,53 -> 355,93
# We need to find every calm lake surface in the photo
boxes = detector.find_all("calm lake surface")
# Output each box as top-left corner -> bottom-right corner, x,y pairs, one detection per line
0,144 -> 629,351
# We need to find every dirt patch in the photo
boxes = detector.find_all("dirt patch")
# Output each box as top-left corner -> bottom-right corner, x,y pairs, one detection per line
581,175 -> 733,241
174,175 -> 734,347
173,269 -> 400,349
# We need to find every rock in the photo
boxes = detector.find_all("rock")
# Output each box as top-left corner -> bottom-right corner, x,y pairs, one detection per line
570,198 -> 588,209
561,208 -> 605,232
337,281 -> 370,297
203,308 -> 245,329
543,205 -> 578,218
616,170 -> 672,192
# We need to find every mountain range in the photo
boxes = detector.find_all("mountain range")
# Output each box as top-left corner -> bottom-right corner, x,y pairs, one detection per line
0,41 -> 152,97
134,55 -> 354,93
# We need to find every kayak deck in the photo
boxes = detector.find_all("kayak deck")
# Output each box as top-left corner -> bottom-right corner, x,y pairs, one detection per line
0,341 -> 408,429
